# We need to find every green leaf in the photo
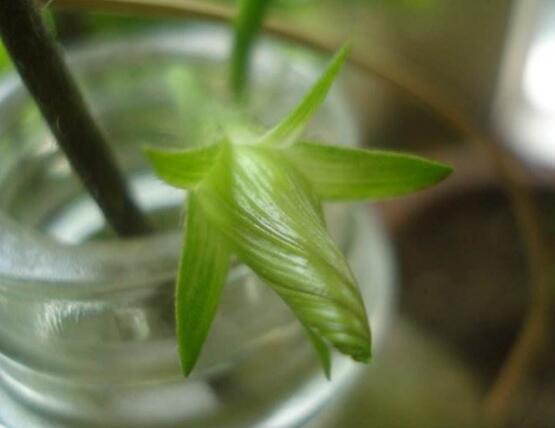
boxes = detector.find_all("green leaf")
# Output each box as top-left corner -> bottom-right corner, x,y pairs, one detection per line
305,326 -> 332,379
284,141 -> 453,200
0,41 -> 11,74
231,0 -> 274,99
258,44 -> 350,147
176,194 -> 231,376
196,143 -> 371,372
144,144 -> 221,190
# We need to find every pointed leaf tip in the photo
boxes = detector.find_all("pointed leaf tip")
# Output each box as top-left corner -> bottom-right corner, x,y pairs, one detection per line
284,142 -> 453,201
305,326 -> 332,379
258,43 -> 351,147
176,195 -> 231,377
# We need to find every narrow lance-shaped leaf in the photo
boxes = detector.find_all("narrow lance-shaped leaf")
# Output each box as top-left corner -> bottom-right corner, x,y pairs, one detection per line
284,141 -> 453,201
197,143 -> 372,373
258,44 -> 350,147
231,0 -> 274,99
305,325 -> 332,379
176,194 -> 231,376
144,144 -> 221,190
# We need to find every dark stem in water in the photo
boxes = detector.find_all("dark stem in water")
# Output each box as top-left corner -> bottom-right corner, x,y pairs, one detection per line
0,0 -> 153,237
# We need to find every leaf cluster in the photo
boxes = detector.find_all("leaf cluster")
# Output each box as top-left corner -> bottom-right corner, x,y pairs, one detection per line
146,45 -> 452,377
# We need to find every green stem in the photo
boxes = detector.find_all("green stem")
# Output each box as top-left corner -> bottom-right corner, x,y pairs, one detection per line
231,0 -> 273,100
0,0 -> 153,237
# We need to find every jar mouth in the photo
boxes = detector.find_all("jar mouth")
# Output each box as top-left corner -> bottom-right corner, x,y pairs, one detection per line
0,25 -> 358,293
0,28 -> 395,428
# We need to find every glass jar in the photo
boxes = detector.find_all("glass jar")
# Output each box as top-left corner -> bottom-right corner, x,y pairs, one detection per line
0,25 -> 394,427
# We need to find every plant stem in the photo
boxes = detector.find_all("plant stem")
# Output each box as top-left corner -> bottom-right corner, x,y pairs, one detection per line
50,0 -> 236,22
482,147 -> 553,425
0,0 -> 152,237
231,0 -> 273,100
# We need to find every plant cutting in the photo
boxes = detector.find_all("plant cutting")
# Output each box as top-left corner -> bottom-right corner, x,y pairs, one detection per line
146,43 -> 452,377
0,0 -> 453,426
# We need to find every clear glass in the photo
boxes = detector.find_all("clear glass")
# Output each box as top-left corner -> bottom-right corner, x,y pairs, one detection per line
0,25 -> 394,427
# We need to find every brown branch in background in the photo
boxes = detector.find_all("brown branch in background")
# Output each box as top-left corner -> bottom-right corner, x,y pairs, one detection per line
49,0 -> 236,22
46,0 -> 555,423
481,144 -> 553,425
0,0 -> 152,237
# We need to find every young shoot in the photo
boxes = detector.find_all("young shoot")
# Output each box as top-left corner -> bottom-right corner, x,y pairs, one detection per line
146,45 -> 452,378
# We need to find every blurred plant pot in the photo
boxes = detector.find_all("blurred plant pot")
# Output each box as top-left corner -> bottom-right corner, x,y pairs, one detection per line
378,144 -> 555,423
0,26 -> 395,427
375,145 -> 525,377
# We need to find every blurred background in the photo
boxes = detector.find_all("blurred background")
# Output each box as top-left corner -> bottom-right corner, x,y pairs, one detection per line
3,0 -> 555,426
